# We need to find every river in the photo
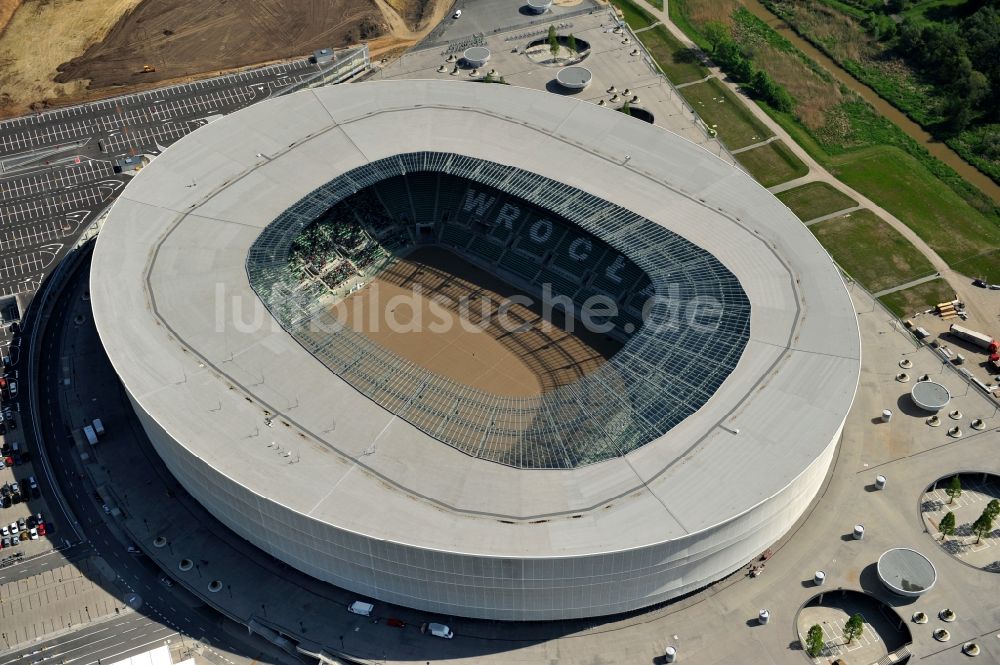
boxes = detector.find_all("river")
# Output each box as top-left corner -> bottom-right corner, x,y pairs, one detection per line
740,0 -> 1000,204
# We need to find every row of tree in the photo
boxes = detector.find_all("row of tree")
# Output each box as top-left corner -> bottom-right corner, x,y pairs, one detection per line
702,22 -> 794,112
940,475 -> 1000,544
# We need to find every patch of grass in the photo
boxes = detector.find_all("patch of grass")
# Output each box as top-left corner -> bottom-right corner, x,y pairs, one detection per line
637,24 -> 709,84
735,140 -> 808,187
830,146 -> 1000,281
679,78 -> 773,149
811,209 -> 935,292
612,0 -> 656,29
879,278 -> 957,318
642,0 -> 664,10
776,181 -> 857,221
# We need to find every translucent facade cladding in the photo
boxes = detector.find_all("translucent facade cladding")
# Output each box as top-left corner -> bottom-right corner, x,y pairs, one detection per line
247,152 -> 751,469
132,389 -> 843,620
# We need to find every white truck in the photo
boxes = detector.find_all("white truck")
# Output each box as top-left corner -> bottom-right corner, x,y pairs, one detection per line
83,425 -> 98,446
949,324 -> 999,352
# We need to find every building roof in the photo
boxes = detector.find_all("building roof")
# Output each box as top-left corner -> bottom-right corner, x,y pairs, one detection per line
91,80 -> 860,557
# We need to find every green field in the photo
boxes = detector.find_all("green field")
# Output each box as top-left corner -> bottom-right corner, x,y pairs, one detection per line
637,25 -> 708,84
735,140 -> 808,188
642,0 -> 664,10
776,182 -> 857,222
830,146 -> 1000,282
612,0 -> 656,29
680,78 -> 773,150
879,278 -> 958,318
810,209 -> 935,293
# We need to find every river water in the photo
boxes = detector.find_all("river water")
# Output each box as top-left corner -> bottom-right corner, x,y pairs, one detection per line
740,0 -> 1000,203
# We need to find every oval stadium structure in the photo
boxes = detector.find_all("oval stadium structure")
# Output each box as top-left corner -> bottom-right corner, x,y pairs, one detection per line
91,80 -> 861,621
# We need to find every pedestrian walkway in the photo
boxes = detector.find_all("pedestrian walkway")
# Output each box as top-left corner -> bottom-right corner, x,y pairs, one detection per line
873,272 -> 941,298
803,204 -> 864,226
732,135 -> 780,154
632,2 -> 959,288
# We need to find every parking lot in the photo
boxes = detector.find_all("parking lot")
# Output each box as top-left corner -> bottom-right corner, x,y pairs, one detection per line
0,49 -> 368,360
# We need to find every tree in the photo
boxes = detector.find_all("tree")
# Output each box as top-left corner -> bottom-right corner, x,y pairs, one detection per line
567,33 -> 578,54
843,614 -> 865,643
972,506 -> 995,543
939,511 -> 956,540
548,25 -> 559,59
946,475 -> 962,504
806,624 -> 825,657
987,499 -> 1000,520
704,21 -> 729,52
619,100 -> 632,116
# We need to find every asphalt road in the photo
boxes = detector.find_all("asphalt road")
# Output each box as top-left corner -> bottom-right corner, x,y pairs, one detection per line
14,253 -> 297,665
0,53 -> 361,360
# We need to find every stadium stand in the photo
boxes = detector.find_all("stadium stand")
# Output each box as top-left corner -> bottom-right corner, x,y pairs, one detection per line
251,152 -> 751,469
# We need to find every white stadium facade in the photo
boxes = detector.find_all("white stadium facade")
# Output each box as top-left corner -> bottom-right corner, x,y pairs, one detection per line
91,80 -> 860,621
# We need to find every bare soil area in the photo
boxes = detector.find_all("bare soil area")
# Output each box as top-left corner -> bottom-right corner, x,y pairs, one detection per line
0,0 -> 447,117
334,246 -> 621,397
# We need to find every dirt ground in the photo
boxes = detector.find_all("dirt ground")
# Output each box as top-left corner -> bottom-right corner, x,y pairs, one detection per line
333,246 -> 621,397
0,0 -> 448,117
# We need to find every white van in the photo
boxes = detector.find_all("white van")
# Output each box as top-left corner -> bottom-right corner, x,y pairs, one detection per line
348,600 -> 374,617
428,622 -> 453,639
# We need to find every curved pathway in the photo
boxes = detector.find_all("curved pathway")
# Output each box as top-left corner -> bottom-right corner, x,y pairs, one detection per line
637,2 -> 967,295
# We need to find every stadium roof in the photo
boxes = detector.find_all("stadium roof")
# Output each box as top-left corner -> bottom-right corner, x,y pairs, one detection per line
91,80 -> 860,557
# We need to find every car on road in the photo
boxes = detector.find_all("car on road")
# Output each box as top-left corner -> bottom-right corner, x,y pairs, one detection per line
8,380 -> 16,398
973,278 -> 988,288
453,9 -> 462,17
127,544 -> 141,554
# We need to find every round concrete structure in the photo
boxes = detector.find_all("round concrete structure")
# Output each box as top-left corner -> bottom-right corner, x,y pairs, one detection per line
556,65 -> 592,90
91,80 -> 860,621
527,0 -> 553,13
877,548 -> 937,597
911,380 -> 951,412
463,46 -> 491,68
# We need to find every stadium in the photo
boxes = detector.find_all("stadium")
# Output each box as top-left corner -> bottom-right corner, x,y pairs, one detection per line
90,80 -> 861,621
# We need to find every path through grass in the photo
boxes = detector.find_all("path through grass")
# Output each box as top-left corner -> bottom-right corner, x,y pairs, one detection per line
679,78 -> 773,149
811,209 -> 935,293
776,182 -> 857,221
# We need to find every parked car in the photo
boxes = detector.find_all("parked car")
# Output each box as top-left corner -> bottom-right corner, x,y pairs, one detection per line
427,623 -> 453,639
127,545 -> 141,554
453,9 -> 462,17
8,380 -> 16,398
11,533 -> 18,545
28,527 -> 38,540
1,496 -> 10,509
37,522 -> 46,536
159,575 -> 175,588
973,278 -> 988,288
102,504 -> 111,514
1,536 -> 9,548
1,525 -> 9,537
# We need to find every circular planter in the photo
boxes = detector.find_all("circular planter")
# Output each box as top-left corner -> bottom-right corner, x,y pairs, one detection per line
207,580 -> 223,593
153,536 -> 167,548
896,372 -> 910,382
178,558 -> 193,572
899,358 -> 913,369
963,641 -> 980,656
912,611 -> 927,624
939,608 -> 956,622
934,628 -> 950,641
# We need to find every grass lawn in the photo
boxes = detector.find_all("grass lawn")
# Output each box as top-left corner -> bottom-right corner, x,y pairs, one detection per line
642,0 -> 664,9
735,140 -> 808,188
879,278 -> 958,318
679,78 -> 773,150
830,146 -> 1000,282
811,209 -> 936,293
612,0 -> 656,29
637,25 -> 708,84
776,182 -> 858,221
